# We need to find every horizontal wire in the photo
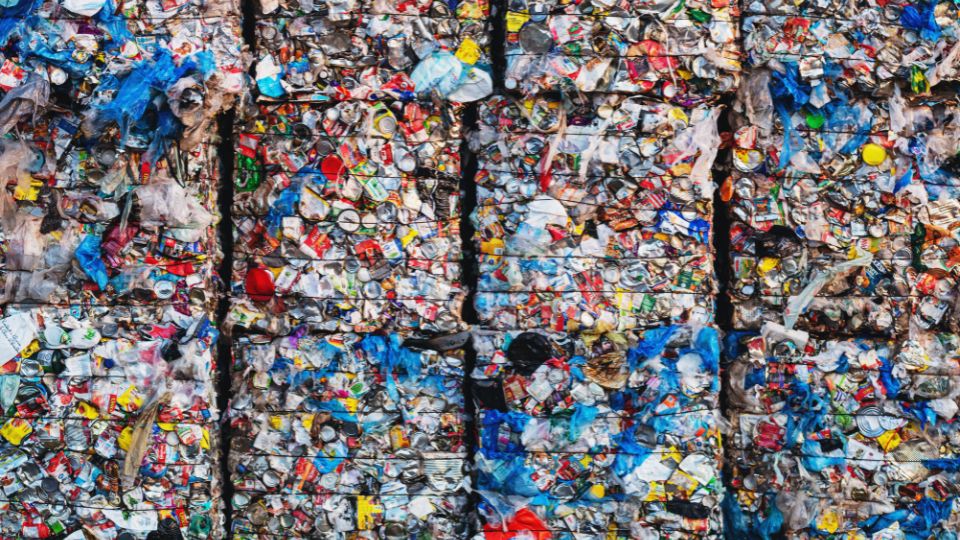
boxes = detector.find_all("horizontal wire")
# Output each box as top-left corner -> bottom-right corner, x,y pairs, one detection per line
230,291 -> 464,300
237,124 -> 699,139
1,372 -> 216,381
227,365 -> 462,376
231,487 -> 466,497
0,413 -> 214,423
757,124 -> 951,136
6,136 -> 220,149
229,377 -> 462,385
231,253 -> 462,262
503,8 -> 739,21
231,453 -> 467,460
231,213 -> 460,226
230,527 -> 712,538
232,190 -> 707,212
725,447 -> 952,463
236,170 -> 711,195
500,49 -> 954,65
0,456 -> 218,469
0,217 -> 224,232
235,486 -> 714,505
731,410 -> 960,422
232,490 -> 465,499
234,131 -> 463,143
474,447 -> 721,456
228,408 -> 461,415
729,255 -> 912,263
231,161 -> 960,186
742,9 -> 955,28
229,252 -> 711,262
233,158 -> 960,192
0,299 -> 215,308
732,360 -> 959,373
739,292 -> 930,298
0,499 -> 208,511
253,10 -> 489,19
0,13 -> 243,22
473,289 -> 712,294
729,485 -> 954,498
745,50 -> 953,64
227,290 -> 710,303
231,171 -> 457,180
0,261 -> 217,273
503,51 -> 741,59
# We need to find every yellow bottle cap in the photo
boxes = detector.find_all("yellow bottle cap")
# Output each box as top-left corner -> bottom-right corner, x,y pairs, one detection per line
862,143 -> 887,166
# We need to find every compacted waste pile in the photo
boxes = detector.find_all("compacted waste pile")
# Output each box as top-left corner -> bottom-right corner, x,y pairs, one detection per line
0,0 -> 243,536
6,0 -> 960,537
469,1 -> 738,537
224,0 -> 490,537
723,2 -> 960,537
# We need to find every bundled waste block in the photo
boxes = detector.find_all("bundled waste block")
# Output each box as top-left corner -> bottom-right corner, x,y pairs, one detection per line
727,67 -> 960,336
227,331 -> 470,539
723,53 -> 960,536
0,304 -> 223,538
725,323 -> 960,538
502,0 -> 740,102
251,0 -> 493,102
227,100 -> 466,335
743,0 -> 960,94
0,0 -> 245,536
472,325 -> 723,538
471,94 -> 722,333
